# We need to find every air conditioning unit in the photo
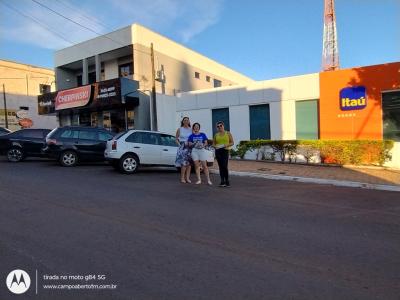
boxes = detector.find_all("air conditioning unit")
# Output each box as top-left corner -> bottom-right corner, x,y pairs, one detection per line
156,70 -> 165,82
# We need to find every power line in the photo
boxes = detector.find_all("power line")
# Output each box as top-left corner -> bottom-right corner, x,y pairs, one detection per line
53,0 -> 113,32
31,0 -> 125,48
30,0 -> 154,58
0,0 -> 74,46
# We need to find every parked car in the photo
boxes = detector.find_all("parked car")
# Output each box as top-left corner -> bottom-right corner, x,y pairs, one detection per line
0,127 -> 11,136
0,128 -> 51,162
43,126 -> 115,167
104,130 -> 214,174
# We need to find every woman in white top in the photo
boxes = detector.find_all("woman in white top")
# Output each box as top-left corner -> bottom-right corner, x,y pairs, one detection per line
175,117 -> 193,183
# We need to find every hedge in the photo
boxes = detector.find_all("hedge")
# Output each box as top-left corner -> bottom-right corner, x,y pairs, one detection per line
233,139 -> 394,166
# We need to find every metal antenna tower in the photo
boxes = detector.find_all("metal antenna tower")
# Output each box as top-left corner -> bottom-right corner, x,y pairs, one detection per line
322,0 -> 340,71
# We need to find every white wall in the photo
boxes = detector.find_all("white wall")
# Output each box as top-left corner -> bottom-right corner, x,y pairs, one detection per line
5,95 -> 57,130
156,94 -> 177,135
55,26 -> 132,67
168,73 -> 319,145
132,24 -> 253,85
229,105 -> 250,143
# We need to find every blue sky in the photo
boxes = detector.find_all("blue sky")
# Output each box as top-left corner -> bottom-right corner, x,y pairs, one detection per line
0,0 -> 399,80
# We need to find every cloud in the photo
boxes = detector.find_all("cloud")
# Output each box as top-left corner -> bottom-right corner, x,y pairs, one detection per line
100,0 -> 224,42
177,0 -> 223,42
0,0 -> 224,50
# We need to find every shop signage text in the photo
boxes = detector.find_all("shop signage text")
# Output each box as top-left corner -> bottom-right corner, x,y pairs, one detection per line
55,85 -> 91,110
97,86 -> 117,99
340,86 -> 367,111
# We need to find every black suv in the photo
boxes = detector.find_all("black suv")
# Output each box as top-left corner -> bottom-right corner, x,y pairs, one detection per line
43,126 -> 115,167
0,128 -> 51,162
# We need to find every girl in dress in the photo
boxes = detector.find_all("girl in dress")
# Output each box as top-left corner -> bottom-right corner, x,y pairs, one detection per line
175,117 -> 193,183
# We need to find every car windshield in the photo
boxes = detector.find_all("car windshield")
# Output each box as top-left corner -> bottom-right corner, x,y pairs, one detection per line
114,131 -> 127,140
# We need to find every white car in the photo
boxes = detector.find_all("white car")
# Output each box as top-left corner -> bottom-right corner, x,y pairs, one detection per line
104,130 -> 214,174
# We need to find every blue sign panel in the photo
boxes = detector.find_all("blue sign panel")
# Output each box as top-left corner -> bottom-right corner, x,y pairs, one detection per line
340,86 -> 367,111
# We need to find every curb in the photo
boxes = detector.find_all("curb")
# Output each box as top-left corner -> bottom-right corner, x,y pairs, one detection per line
210,170 -> 400,192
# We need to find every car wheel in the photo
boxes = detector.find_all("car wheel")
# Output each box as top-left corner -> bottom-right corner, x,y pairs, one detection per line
119,154 -> 139,174
7,147 -> 24,162
60,150 -> 78,167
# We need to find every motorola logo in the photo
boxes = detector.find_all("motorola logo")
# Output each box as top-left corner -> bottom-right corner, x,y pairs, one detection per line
6,269 -> 31,294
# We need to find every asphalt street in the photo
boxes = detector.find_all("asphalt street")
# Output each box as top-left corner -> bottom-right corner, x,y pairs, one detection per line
0,158 -> 399,300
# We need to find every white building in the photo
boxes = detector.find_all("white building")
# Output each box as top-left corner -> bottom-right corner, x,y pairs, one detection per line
157,73 -> 320,144
41,23 -> 253,131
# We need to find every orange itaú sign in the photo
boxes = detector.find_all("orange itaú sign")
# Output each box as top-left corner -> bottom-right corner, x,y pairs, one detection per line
55,85 -> 91,110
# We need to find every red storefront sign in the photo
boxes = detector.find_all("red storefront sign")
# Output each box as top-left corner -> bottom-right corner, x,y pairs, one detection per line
55,85 -> 91,110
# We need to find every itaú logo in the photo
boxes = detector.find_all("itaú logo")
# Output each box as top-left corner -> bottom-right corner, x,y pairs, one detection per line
6,269 -> 31,294
340,86 -> 367,111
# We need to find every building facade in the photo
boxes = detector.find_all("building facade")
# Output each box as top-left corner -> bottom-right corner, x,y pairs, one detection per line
0,59 -> 57,131
157,62 -> 400,168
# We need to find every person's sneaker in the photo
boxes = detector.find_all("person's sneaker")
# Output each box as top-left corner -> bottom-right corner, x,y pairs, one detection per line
207,180 -> 213,186
195,180 -> 202,185
219,182 -> 226,187
225,181 -> 230,187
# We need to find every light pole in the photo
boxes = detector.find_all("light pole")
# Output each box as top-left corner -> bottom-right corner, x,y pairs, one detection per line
0,78 -> 25,129
2,84 -> 8,128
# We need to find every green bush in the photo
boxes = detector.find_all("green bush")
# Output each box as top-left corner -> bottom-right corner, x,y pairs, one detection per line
234,139 -> 394,166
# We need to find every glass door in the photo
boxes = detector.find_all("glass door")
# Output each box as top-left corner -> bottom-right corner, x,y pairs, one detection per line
103,111 -> 111,131
91,112 -> 98,127
127,110 -> 134,129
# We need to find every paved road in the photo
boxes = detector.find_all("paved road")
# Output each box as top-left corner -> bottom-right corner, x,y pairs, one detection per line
0,158 -> 399,300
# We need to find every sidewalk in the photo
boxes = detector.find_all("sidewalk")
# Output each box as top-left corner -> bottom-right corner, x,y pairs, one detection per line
211,159 -> 400,187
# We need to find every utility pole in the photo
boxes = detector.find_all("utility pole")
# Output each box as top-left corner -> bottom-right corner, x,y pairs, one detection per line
2,84 -> 8,128
322,0 -> 340,71
150,43 -> 158,131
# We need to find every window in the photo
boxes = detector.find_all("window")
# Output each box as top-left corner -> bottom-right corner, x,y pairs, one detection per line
39,84 -> 51,94
195,72 -> 200,79
206,76 -> 210,82
119,63 -> 133,78
79,130 -> 97,140
296,100 -> 319,139
98,131 -> 114,142
212,108 -> 230,136
79,112 -> 91,127
88,72 -> 96,84
142,132 -> 159,145
77,75 -> 82,87
60,130 -> 79,139
160,134 -> 177,147
213,79 -> 222,88
249,104 -> 270,140
383,91 -> 400,141
125,132 -> 141,143
20,130 -> 44,138
125,132 -> 159,144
